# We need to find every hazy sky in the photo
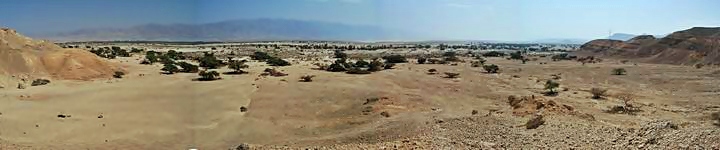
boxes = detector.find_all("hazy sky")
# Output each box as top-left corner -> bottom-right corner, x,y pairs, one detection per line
1,0 -> 718,41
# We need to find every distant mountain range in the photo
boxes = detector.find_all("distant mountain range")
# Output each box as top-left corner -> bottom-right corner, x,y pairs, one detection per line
33,19 -> 422,42
577,27 -> 720,65
608,33 -> 667,41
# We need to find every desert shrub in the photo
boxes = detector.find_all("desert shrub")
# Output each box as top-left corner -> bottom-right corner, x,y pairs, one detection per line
266,57 -> 291,66
382,55 -> 408,63
383,63 -> 395,69
262,68 -> 288,77
300,75 -> 316,82
354,59 -> 370,68
161,63 -> 179,74
590,88 -> 607,99
368,59 -> 384,72
510,51 -> 523,60
228,61 -> 249,74
483,64 -> 500,73
31,79 -> 51,86
334,50 -> 348,59
113,71 -> 125,78
327,63 -> 347,72
177,62 -> 199,73
442,51 -> 457,57
199,52 -> 222,69
165,50 -> 180,60
695,64 -> 704,69
544,80 -> 560,96
482,51 -> 505,57
612,68 -> 627,75
130,48 -> 143,53
252,51 -> 273,60
444,56 -> 461,62
346,67 -> 372,74
607,93 -> 641,114
417,57 -> 427,64
551,53 -> 570,61
144,51 -> 160,63
444,72 -> 460,78
427,69 -> 438,74
198,70 -> 221,81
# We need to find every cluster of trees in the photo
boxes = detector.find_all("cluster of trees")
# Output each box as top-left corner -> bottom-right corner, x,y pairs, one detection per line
323,50 -> 399,74
89,46 -> 131,59
252,51 -> 291,66
550,53 -> 577,61
482,51 -> 506,57
144,51 -> 200,74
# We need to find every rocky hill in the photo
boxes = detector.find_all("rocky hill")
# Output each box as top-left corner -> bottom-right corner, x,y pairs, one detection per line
0,28 -> 123,88
576,27 -> 720,65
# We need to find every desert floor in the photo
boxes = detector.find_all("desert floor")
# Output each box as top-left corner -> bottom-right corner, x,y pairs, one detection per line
1,56 -> 719,149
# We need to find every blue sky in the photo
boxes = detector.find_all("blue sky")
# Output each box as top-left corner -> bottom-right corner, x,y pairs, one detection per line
1,0 -> 719,41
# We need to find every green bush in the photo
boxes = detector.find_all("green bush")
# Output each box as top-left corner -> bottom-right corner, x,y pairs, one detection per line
612,68 -> 627,75
199,52 -> 222,69
417,57 -> 427,64
327,63 -> 347,72
228,61 -> 249,74
252,51 -> 273,60
368,59 -> 384,72
198,70 -> 221,81
482,64 -> 500,73
510,51 -> 523,60
382,55 -> 408,63
334,50 -> 348,59
161,63 -> 179,74
346,67 -> 372,74
266,57 -> 291,66
354,59 -> 370,68
178,62 -> 199,73
482,51 -> 505,57
544,80 -> 560,96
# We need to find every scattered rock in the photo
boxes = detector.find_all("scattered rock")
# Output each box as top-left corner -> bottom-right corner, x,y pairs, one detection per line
97,115 -> 104,119
471,110 -> 479,115
17,83 -> 26,89
57,114 -> 71,118
31,79 -> 51,86
363,97 -> 380,105
233,143 -> 250,150
525,115 -> 545,129
240,106 -> 248,112
380,111 -> 391,117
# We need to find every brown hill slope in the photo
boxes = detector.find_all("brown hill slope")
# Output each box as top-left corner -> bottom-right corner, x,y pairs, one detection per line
0,28 -> 123,83
576,27 -> 720,65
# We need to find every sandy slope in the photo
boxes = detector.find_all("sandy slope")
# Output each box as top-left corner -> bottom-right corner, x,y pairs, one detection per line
1,56 -> 719,149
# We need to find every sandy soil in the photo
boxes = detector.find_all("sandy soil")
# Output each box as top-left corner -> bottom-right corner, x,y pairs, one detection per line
1,56 -> 719,149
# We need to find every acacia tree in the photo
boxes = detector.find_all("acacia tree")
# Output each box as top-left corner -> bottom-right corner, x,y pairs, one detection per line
228,61 -> 249,74
161,63 -> 179,74
198,70 -> 221,81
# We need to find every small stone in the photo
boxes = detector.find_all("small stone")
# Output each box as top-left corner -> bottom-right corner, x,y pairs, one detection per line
98,115 -> 104,119
240,106 -> 248,112
380,111 -> 391,117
